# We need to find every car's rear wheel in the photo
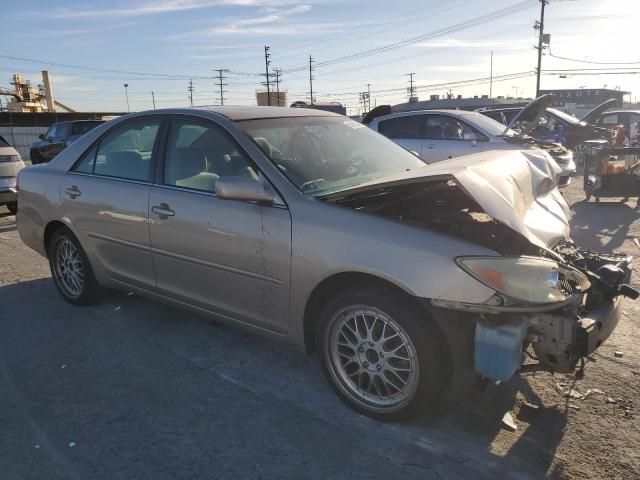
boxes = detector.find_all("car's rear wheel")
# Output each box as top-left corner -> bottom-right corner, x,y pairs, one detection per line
317,287 -> 448,420
48,228 -> 101,305
6,202 -> 17,215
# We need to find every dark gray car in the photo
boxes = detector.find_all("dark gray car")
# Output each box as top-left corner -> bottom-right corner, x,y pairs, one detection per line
30,120 -> 104,164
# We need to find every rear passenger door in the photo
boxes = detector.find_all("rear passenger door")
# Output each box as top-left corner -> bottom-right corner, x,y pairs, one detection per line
376,116 -> 424,157
62,116 -> 163,290
148,116 -> 292,334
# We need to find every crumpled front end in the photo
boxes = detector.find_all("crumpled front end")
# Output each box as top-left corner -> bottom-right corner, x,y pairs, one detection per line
441,243 -> 637,381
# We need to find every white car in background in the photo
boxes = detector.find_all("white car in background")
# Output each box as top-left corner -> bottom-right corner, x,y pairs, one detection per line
0,133 -> 25,215
366,96 -> 576,186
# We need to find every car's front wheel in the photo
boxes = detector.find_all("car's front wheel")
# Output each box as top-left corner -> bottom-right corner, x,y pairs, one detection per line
318,287 -> 448,420
48,228 -> 101,305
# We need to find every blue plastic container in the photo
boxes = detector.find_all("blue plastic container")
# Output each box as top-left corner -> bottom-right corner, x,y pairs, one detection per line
474,319 -> 528,381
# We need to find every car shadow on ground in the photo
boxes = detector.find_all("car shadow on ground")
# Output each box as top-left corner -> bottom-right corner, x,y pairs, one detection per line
0,275 -> 568,479
571,199 -> 639,251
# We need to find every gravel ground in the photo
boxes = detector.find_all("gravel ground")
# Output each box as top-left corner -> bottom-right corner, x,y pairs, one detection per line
0,174 -> 638,479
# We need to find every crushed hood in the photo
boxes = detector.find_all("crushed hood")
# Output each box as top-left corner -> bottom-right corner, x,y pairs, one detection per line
322,149 -> 570,250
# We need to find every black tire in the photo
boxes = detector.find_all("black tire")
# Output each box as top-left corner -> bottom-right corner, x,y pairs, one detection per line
47,228 -> 102,305
6,202 -> 17,215
317,286 -> 449,421
585,193 -> 592,202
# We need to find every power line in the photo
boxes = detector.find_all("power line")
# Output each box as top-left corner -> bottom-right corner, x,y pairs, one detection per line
0,53 -> 214,79
548,50 -> 640,65
281,0 -> 537,73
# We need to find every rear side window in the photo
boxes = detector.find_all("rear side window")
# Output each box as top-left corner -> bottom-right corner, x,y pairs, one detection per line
72,118 -> 160,182
378,116 -> 423,139
483,111 -> 504,124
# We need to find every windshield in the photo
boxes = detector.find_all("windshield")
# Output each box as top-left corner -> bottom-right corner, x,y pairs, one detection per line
547,108 -> 585,126
465,112 -> 517,137
238,116 -> 426,196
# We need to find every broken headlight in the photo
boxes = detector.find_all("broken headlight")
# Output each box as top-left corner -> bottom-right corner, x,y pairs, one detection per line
456,256 -> 591,304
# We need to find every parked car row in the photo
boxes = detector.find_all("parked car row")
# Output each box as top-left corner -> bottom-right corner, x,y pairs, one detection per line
364,95 -> 577,186
16,106 -> 637,420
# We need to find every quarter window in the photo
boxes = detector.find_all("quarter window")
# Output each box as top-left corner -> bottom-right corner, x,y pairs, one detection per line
163,118 -> 258,193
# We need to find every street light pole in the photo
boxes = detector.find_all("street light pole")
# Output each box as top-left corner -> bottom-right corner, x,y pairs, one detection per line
123,83 -> 130,112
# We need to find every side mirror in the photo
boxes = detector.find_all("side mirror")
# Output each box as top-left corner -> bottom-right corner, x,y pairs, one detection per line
38,134 -> 45,140
215,176 -> 275,204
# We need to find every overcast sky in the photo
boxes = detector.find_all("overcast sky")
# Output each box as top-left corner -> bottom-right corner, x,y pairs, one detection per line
1,0 -> 638,114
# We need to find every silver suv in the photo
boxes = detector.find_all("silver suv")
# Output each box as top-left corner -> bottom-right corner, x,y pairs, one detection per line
0,134 -> 25,215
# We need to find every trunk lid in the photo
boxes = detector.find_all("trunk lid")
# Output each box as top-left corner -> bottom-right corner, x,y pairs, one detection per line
321,149 -> 569,250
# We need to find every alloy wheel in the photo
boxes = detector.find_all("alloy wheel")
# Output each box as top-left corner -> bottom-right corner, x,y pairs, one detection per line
53,238 -> 85,299
325,305 -> 420,413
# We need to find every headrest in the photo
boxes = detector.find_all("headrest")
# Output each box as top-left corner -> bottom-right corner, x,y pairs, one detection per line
175,148 -> 207,178
254,137 -> 272,157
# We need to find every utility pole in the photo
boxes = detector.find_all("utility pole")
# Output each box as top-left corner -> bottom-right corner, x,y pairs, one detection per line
406,73 -> 416,100
264,46 -> 271,106
489,51 -> 494,106
309,55 -> 314,105
367,83 -> 371,112
151,91 -> 156,109
188,79 -> 194,107
534,0 -> 549,97
274,69 -> 282,106
123,83 -> 130,112
215,69 -> 228,106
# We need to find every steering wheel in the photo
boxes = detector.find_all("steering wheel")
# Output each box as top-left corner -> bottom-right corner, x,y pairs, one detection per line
300,178 -> 326,192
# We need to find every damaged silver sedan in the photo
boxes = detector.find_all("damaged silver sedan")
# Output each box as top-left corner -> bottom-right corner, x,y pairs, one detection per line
16,107 -> 637,420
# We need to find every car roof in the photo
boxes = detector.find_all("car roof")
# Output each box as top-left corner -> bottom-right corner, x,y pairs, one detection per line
598,110 -> 640,115
372,109 -> 481,122
190,105 -> 342,121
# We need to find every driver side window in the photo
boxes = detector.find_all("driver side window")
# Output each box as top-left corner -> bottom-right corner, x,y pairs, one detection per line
426,115 -> 482,141
163,118 -> 258,193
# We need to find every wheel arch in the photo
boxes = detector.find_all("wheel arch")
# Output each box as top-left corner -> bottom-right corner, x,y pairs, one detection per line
303,271 -> 434,354
43,220 -> 72,254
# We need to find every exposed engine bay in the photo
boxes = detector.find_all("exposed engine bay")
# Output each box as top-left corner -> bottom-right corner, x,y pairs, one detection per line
330,177 -> 541,256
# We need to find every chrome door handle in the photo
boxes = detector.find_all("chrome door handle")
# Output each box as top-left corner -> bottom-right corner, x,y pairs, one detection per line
151,203 -> 175,218
427,144 -> 436,149
64,186 -> 81,199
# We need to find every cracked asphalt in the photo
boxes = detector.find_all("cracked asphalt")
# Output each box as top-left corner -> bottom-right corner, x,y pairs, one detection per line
0,173 -> 638,480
